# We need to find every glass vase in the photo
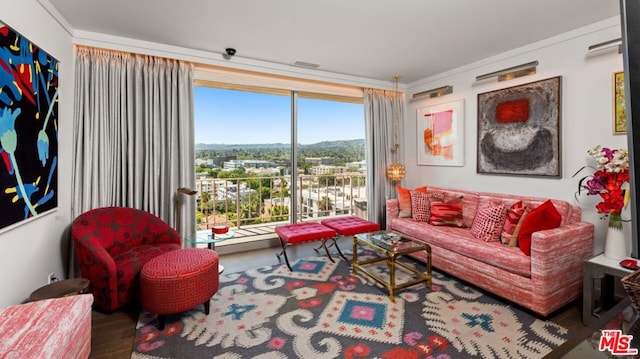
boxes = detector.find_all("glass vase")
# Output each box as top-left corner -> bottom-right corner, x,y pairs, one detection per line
604,212 -> 627,260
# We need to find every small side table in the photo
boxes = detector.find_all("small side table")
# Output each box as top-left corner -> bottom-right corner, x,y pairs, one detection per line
583,254 -> 633,325
29,278 -> 90,302
184,229 -> 235,273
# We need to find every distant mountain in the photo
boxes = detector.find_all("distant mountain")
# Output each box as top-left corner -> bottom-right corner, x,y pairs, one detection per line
195,139 -> 364,151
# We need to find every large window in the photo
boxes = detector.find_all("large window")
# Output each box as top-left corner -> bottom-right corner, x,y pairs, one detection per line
193,83 -> 366,233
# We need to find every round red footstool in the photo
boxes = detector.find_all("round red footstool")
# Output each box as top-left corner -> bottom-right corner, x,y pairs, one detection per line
140,248 -> 219,329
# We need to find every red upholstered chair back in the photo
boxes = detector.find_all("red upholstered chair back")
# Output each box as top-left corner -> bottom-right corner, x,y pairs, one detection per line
71,207 -> 180,258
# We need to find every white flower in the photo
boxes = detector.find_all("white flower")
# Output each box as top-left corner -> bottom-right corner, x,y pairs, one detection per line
587,145 -> 629,173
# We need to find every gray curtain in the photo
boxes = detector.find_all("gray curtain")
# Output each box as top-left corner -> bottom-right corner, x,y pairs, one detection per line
363,88 -> 405,227
71,46 -> 196,236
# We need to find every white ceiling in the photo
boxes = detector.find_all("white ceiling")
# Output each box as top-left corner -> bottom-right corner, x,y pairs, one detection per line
45,0 -> 620,84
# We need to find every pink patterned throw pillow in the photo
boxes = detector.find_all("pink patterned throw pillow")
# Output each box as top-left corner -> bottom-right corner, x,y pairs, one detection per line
501,201 -> 529,246
410,190 -> 431,222
470,201 -> 507,241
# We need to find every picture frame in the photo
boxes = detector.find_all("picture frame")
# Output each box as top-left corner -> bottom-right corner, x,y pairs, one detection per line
416,99 -> 464,166
614,71 -> 626,134
0,21 -> 59,231
477,76 -> 561,177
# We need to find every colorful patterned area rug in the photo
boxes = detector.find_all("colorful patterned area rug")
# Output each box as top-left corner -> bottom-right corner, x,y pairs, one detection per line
131,250 -> 572,358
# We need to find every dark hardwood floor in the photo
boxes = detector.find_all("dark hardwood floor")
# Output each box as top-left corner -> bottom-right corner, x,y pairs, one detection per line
89,243 -> 586,359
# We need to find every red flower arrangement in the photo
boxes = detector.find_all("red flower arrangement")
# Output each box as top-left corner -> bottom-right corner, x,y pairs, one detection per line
575,146 -> 629,227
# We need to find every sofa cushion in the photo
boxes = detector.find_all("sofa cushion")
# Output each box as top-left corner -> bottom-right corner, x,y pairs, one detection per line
501,201 -> 529,246
518,200 -> 562,256
410,190 -> 431,222
429,195 -> 465,227
397,185 -> 427,218
390,218 -> 531,277
470,200 -> 507,241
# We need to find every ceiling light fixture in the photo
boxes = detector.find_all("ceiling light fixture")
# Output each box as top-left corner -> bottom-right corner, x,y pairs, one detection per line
475,61 -> 538,82
386,75 -> 406,183
411,85 -> 453,102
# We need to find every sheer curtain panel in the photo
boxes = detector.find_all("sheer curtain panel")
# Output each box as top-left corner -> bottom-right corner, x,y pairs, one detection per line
363,88 -> 405,227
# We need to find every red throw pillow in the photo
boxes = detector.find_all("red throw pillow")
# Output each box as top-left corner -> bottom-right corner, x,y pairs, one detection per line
470,201 -> 507,241
397,185 -> 427,218
518,200 -> 562,256
429,195 -> 465,227
501,201 -> 529,246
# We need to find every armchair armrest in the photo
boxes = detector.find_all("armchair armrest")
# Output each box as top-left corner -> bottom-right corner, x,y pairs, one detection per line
73,235 -> 118,310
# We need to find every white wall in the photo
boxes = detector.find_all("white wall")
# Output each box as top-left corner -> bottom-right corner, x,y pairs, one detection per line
403,17 -> 625,255
0,0 -> 74,307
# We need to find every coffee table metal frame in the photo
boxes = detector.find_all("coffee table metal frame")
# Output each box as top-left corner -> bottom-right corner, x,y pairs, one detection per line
352,231 -> 432,301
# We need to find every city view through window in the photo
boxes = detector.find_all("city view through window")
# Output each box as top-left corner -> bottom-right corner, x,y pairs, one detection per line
194,85 -> 367,238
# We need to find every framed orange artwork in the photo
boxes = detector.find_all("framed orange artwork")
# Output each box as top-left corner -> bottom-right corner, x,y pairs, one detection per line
416,99 -> 464,166
614,71 -> 627,135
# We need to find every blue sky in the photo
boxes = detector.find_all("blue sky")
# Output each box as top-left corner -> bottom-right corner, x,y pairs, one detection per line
194,86 -> 365,144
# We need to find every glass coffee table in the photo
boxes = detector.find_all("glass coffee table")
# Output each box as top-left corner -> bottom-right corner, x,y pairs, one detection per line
184,229 -> 235,273
352,231 -> 432,302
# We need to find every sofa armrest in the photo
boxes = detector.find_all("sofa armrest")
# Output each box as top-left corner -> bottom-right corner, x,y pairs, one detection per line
386,199 -> 400,230
530,221 -> 594,294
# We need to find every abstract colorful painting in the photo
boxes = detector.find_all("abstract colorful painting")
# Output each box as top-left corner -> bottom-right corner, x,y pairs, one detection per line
0,21 -> 58,231
416,99 -> 464,166
477,77 -> 561,177
614,71 -> 626,134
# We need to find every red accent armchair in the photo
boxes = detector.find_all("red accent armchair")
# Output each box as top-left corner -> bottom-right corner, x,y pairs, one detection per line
71,207 -> 181,311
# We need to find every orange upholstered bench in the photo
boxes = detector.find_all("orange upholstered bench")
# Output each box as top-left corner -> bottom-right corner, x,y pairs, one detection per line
140,248 -> 219,330
275,222 -> 337,271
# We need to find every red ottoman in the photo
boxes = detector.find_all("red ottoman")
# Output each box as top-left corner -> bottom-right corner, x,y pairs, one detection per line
321,216 -> 380,260
275,222 -> 337,271
321,216 -> 380,236
140,248 -> 219,330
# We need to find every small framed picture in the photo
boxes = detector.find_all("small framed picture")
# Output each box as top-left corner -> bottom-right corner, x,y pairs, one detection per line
614,71 -> 627,135
416,99 -> 464,166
